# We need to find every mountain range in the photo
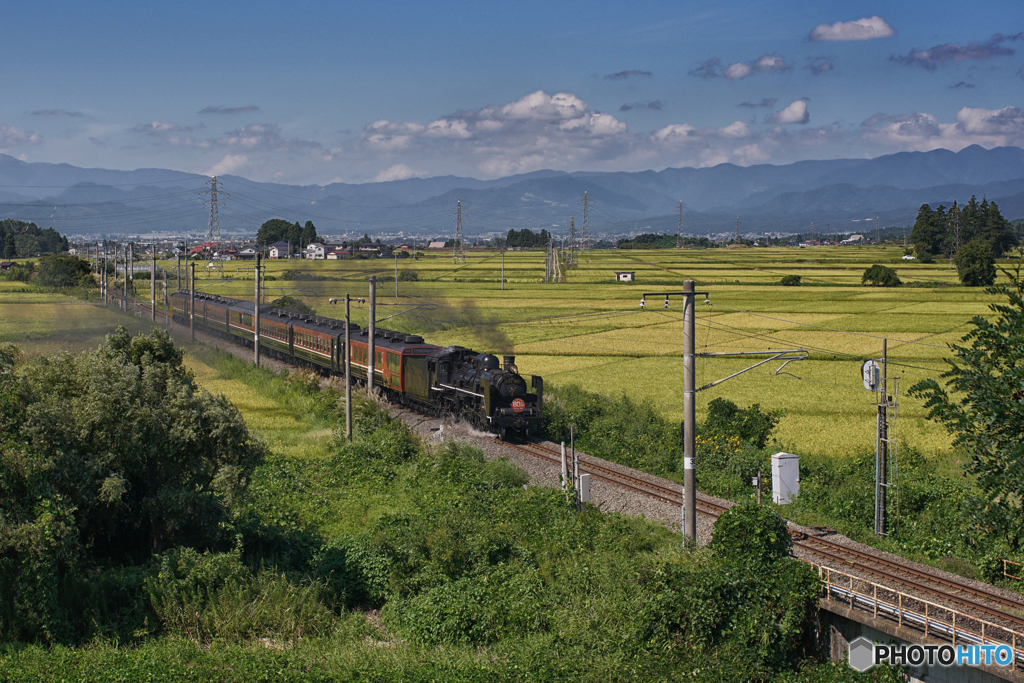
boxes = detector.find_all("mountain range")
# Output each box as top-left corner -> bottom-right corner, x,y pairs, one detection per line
1,145 -> 1022,240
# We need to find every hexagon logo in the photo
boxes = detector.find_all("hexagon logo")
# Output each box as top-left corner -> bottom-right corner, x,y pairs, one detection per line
848,637 -> 875,672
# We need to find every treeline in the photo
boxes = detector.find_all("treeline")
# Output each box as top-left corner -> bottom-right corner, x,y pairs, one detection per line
617,233 -> 716,249
910,197 -> 1016,261
504,228 -> 551,248
255,219 -> 319,249
1,219 -> 68,258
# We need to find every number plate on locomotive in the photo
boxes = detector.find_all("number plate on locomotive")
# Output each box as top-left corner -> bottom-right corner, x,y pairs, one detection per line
511,398 -> 526,412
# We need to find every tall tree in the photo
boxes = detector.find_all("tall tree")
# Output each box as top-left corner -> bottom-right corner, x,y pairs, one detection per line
910,260 -> 1024,547
910,204 -> 946,258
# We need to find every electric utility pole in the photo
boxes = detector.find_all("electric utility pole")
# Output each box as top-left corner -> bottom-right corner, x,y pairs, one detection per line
189,262 -> 195,341
682,280 -> 697,542
567,215 -> 577,266
202,176 -> 227,246
579,191 -> 592,254
874,339 -> 889,536
452,200 -> 464,264
677,201 -> 685,248
345,293 -> 352,440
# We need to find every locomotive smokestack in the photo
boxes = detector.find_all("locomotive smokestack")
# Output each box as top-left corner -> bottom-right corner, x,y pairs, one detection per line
503,355 -> 515,371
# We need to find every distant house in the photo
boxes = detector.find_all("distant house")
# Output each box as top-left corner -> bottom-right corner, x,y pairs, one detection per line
614,271 -> 635,282
427,241 -> 446,249
326,249 -> 351,260
304,242 -> 327,260
0,261 -> 14,271
237,247 -> 258,259
220,249 -> 238,261
268,241 -> 290,259
840,234 -> 865,245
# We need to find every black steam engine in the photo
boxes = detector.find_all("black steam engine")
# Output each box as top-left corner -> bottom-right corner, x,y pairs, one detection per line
170,291 -> 543,436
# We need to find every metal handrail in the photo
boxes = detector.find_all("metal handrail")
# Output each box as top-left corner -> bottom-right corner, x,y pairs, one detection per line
815,563 -> 1024,670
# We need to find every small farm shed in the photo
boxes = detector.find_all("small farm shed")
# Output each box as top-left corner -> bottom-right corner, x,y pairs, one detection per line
614,271 -> 635,282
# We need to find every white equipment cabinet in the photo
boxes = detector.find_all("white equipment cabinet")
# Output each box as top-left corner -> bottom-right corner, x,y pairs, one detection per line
771,452 -> 800,504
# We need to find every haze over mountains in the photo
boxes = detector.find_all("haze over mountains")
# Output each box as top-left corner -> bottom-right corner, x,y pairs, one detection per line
1,145 -> 1023,240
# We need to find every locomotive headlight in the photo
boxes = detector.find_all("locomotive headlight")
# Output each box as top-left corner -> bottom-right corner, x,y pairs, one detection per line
509,364 -> 518,374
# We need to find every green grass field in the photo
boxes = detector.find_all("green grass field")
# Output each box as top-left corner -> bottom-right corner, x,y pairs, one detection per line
3,245 -> 1001,459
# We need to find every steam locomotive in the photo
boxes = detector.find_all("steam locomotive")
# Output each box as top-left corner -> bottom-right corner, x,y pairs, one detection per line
169,291 -> 543,436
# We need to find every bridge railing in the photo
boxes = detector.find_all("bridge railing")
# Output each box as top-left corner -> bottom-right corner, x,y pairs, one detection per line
814,563 -> 1024,670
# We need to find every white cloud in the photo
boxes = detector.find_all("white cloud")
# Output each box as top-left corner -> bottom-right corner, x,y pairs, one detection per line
425,119 -> 471,138
755,54 -> 788,73
809,16 -> 896,41
724,62 -> 754,80
770,101 -> 810,125
651,123 -> 697,145
717,121 -> 751,138
133,121 -> 185,134
861,106 -> 1024,151
720,54 -> 789,80
374,164 -> 420,182
205,154 -> 249,176
0,124 -> 42,149
495,91 -> 587,121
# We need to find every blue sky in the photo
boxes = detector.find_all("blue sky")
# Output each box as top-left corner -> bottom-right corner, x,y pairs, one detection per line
2,0 -> 1022,184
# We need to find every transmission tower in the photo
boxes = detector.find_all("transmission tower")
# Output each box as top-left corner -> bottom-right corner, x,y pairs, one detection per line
452,199 -> 465,263
578,191 -> 592,254
676,201 -> 686,248
567,214 -> 577,266
201,176 -> 228,245
948,201 -> 962,270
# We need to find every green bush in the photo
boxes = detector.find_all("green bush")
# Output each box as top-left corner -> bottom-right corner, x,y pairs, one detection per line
703,397 -> 780,449
955,238 -> 996,286
861,264 -> 901,287
398,269 -> 419,281
710,501 -> 791,565
147,549 -> 335,644
779,274 -> 801,286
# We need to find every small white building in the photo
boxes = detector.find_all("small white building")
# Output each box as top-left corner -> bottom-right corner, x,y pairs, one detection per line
614,271 -> 635,282
427,241 -> 446,249
840,234 -> 865,245
268,241 -> 290,259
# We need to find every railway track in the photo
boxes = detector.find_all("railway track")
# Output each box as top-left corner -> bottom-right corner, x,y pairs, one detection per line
503,437 -> 1024,636
128,301 -> 1024,647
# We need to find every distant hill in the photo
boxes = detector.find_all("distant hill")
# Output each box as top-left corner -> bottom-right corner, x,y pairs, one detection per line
0,145 -> 1022,239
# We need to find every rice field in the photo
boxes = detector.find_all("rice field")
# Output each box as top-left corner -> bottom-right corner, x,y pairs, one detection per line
3,244 -> 1002,459
173,245 -> 980,459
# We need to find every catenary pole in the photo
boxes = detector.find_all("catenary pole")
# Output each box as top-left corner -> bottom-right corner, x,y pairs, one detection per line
151,247 -> 156,322
368,276 -> 376,396
683,279 -> 697,542
190,262 -> 195,341
254,253 -> 261,367
345,293 -> 352,440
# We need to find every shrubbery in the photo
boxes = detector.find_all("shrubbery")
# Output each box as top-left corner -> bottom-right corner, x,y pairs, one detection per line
861,264 -> 901,287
